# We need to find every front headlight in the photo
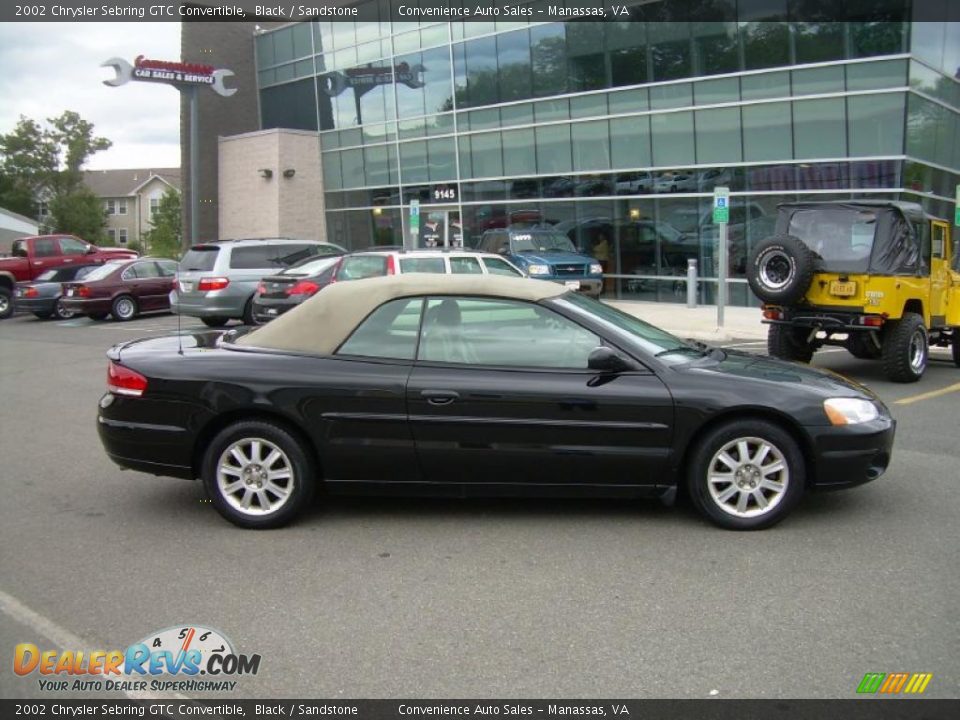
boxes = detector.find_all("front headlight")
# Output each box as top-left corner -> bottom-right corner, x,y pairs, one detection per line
589,263 -> 603,275
527,264 -> 550,275
823,398 -> 879,426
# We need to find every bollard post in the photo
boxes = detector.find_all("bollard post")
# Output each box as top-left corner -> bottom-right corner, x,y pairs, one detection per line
686,258 -> 698,308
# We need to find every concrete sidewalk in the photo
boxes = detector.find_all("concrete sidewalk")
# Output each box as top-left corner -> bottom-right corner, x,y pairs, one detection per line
606,299 -> 768,342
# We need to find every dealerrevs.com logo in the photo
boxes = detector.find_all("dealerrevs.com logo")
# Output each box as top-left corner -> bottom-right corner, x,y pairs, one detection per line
14,625 -> 261,693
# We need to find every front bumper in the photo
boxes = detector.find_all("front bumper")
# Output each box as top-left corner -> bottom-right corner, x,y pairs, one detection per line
538,277 -> 603,296
807,416 -> 896,490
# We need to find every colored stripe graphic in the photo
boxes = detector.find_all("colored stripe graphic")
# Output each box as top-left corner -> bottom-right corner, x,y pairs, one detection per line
858,672 -> 932,694
857,673 -> 885,694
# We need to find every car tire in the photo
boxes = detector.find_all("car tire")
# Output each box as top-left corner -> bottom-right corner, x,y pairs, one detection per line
767,324 -> 814,363
686,419 -> 805,530
747,235 -> 818,304
111,295 -> 138,321
202,420 -> 317,529
0,287 -> 12,320
88,312 -> 109,321
881,312 -> 927,383
201,317 -> 229,328
846,332 -> 882,360
32,311 -> 53,320
53,298 -> 75,320
241,297 -> 256,326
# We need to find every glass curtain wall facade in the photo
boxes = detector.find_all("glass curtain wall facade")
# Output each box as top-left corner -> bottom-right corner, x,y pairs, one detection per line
255,1 -> 960,306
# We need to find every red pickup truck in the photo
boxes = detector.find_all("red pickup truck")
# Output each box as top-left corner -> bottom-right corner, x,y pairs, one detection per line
0,234 -> 138,319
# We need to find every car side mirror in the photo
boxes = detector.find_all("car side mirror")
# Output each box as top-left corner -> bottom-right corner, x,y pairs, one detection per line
588,347 -> 632,373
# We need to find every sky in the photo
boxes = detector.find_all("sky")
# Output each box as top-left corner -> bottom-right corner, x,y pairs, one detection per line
0,22 -> 182,170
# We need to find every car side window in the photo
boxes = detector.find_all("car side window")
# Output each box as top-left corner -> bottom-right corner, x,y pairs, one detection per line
122,263 -> 155,280
418,297 -> 600,369
481,257 -> 522,277
450,256 -> 483,274
336,297 -> 424,360
34,238 -> 58,257
399,257 -> 446,274
60,237 -> 88,255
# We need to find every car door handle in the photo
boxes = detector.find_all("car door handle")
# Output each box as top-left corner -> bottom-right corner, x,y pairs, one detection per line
420,390 -> 460,406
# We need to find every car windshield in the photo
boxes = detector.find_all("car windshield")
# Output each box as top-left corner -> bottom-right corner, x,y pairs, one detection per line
557,293 -> 708,363
786,207 -> 877,273
511,232 -> 577,253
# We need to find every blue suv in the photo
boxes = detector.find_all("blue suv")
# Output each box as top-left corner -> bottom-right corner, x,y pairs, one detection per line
478,228 -> 603,298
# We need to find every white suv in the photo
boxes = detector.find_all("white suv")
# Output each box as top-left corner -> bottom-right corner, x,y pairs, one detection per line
334,249 -> 526,280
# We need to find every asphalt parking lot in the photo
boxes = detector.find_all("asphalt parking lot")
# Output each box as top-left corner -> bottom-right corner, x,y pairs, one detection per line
1,311 -> 958,700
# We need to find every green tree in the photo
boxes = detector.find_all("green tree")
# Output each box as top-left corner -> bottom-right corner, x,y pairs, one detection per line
143,188 -> 183,259
0,111 -> 111,237
48,186 -> 108,244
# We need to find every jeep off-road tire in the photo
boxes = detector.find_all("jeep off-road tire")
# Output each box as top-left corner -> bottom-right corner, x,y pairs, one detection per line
881,312 -> 928,383
747,235 -> 818,304
767,324 -> 814,363
846,332 -> 882,360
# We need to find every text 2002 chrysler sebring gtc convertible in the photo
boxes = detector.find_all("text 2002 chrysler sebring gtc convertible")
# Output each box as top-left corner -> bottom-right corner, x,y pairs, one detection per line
97,274 -> 895,530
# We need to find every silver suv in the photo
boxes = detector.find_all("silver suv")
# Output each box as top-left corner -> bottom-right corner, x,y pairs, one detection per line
171,238 -> 345,326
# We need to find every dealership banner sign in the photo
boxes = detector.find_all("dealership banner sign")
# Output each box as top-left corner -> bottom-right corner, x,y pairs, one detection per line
102,55 -> 237,97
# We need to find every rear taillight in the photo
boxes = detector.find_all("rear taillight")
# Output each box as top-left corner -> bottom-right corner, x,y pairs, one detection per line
286,280 -> 320,297
386,255 -> 396,275
24,287 -> 39,298
197,277 -> 230,291
107,361 -> 148,397
77,285 -> 92,298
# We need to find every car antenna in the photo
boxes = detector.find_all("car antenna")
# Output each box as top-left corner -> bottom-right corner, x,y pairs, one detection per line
176,255 -> 183,356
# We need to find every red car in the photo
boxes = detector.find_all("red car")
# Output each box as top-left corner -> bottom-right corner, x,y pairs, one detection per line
60,257 -> 178,321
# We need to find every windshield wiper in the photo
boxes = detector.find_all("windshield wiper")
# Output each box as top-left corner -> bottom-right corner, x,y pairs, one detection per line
655,346 -> 708,358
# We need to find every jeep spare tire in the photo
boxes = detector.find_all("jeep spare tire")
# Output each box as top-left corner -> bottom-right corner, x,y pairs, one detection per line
747,235 -> 818,304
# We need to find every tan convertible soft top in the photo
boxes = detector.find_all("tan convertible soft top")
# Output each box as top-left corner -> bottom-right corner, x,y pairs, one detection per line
235,272 -> 567,355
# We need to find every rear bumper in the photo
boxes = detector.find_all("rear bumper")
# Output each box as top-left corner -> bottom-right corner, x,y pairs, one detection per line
763,307 -> 877,333
807,416 -> 896,490
170,292 -> 246,319
61,297 -> 112,314
97,393 -> 196,480
15,297 -> 56,313
251,297 -> 300,323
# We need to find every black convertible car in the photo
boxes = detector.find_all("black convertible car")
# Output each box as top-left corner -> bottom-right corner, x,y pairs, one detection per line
97,274 -> 895,530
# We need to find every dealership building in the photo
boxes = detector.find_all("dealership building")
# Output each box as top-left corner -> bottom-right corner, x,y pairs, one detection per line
184,1 -> 960,305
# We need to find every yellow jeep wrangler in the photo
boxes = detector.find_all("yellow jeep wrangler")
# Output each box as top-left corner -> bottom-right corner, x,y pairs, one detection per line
747,201 -> 960,382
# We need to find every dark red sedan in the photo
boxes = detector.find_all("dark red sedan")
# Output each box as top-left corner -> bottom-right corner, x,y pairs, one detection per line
61,258 -> 178,321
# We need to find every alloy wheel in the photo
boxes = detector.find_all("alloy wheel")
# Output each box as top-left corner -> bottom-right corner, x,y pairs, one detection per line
216,437 -> 295,516
706,436 -> 789,518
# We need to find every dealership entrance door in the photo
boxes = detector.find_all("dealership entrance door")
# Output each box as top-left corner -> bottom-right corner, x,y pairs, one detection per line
419,207 -> 463,248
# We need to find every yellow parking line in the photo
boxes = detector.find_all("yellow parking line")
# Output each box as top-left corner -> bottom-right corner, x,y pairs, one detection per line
895,382 -> 960,405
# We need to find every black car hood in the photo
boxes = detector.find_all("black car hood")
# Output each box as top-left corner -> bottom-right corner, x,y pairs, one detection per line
683,348 -> 877,399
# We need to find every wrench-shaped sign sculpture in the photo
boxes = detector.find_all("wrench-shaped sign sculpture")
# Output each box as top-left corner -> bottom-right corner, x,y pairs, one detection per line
101,56 -> 237,97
